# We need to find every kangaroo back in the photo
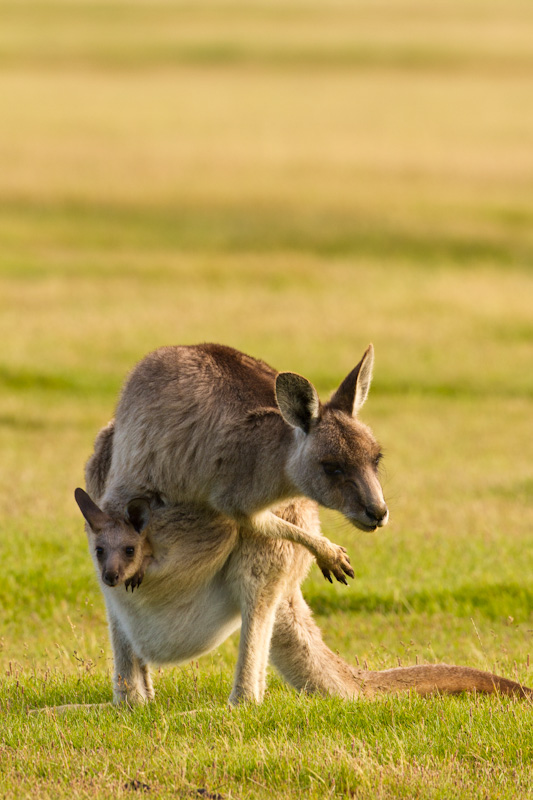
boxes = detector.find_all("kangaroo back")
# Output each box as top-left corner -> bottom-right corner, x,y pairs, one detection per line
104,343 -> 388,538
105,344 -> 289,512
85,420 -> 115,502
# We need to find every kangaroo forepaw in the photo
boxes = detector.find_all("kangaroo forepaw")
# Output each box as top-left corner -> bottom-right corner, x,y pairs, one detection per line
317,545 -> 354,584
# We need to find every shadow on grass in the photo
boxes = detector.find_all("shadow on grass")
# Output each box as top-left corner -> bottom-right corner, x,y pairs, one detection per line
308,581 -> 533,622
0,365 -> 119,400
3,198 -> 532,267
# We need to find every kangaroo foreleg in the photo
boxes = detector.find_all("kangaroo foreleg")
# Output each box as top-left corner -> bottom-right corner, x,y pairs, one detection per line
250,511 -> 354,584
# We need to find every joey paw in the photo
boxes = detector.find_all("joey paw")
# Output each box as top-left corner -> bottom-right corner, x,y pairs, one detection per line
125,570 -> 144,592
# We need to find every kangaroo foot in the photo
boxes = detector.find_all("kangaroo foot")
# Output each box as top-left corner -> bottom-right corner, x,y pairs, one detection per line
113,682 -> 151,706
228,686 -> 258,707
316,544 -> 354,584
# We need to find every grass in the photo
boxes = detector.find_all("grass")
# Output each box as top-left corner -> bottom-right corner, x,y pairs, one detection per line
1,0 -> 533,797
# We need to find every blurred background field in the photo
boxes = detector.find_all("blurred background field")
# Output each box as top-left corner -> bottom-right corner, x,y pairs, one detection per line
1,1 -> 533,797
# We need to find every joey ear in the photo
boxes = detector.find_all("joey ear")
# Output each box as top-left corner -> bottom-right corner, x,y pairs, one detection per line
328,344 -> 374,416
125,498 -> 151,534
74,488 -> 110,532
275,372 -> 320,434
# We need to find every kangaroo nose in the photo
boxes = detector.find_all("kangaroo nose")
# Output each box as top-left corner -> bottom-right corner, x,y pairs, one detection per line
366,504 -> 389,528
377,507 -> 389,527
103,571 -> 120,586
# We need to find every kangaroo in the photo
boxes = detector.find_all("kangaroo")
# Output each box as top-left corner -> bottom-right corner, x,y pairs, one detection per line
74,424 -> 532,706
102,343 -> 388,583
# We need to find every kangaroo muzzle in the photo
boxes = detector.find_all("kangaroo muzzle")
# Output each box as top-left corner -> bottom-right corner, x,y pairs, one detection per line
102,556 -> 123,587
103,569 -> 120,587
351,471 -> 389,531
364,502 -> 389,528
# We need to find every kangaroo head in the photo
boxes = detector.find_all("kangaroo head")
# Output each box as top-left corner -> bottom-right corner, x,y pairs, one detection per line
276,344 -> 388,532
74,488 -> 152,589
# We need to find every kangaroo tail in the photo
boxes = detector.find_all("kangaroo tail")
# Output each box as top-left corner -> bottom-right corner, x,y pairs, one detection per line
356,663 -> 531,698
270,588 -> 532,699
85,419 -> 115,501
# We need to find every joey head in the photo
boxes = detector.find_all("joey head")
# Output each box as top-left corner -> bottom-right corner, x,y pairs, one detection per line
74,488 -> 152,591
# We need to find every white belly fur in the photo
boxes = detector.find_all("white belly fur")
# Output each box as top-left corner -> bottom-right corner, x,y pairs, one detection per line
104,570 -> 241,666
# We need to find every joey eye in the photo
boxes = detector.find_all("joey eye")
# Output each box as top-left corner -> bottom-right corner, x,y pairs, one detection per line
374,452 -> 384,469
125,546 -> 135,557
95,546 -> 104,557
322,462 -> 344,477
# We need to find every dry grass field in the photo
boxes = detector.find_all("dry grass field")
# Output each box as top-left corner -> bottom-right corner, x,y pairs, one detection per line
1,1 -> 533,797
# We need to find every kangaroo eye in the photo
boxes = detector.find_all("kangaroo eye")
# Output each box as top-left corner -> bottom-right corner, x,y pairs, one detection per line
322,462 -> 344,477
125,547 -> 135,557
95,546 -> 104,557
374,452 -> 383,468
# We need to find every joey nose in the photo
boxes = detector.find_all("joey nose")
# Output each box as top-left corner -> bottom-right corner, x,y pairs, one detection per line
103,571 -> 119,587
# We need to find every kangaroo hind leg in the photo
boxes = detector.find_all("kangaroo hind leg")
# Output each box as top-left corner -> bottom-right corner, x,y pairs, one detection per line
226,536 -> 293,706
108,613 -> 153,706
229,596 -> 279,706
270,587 -> 362,699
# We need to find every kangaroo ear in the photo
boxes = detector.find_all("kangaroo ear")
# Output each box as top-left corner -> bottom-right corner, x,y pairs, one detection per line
328,344 -> 374,416
275,372 -> 320,433
125,498 -> 151,534
74,488 -> 109,532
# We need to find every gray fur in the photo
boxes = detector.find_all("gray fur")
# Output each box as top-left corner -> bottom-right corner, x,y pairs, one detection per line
102,343 -> 388,583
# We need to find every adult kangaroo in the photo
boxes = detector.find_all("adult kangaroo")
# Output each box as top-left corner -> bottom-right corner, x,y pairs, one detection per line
102,343 -> 388,583
75,423 -> 532,706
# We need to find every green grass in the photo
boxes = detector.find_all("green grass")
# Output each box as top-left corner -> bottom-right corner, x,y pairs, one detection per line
2,0 -> 533,797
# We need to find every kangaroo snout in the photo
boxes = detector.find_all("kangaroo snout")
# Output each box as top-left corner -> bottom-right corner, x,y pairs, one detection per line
103,569 -> 120,587
365,503 -> 389,528
350,496 -> 389,532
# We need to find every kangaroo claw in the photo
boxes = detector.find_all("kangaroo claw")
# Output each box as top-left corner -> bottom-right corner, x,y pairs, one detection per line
321,568 -> 333,583
125,571 -> 144,592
